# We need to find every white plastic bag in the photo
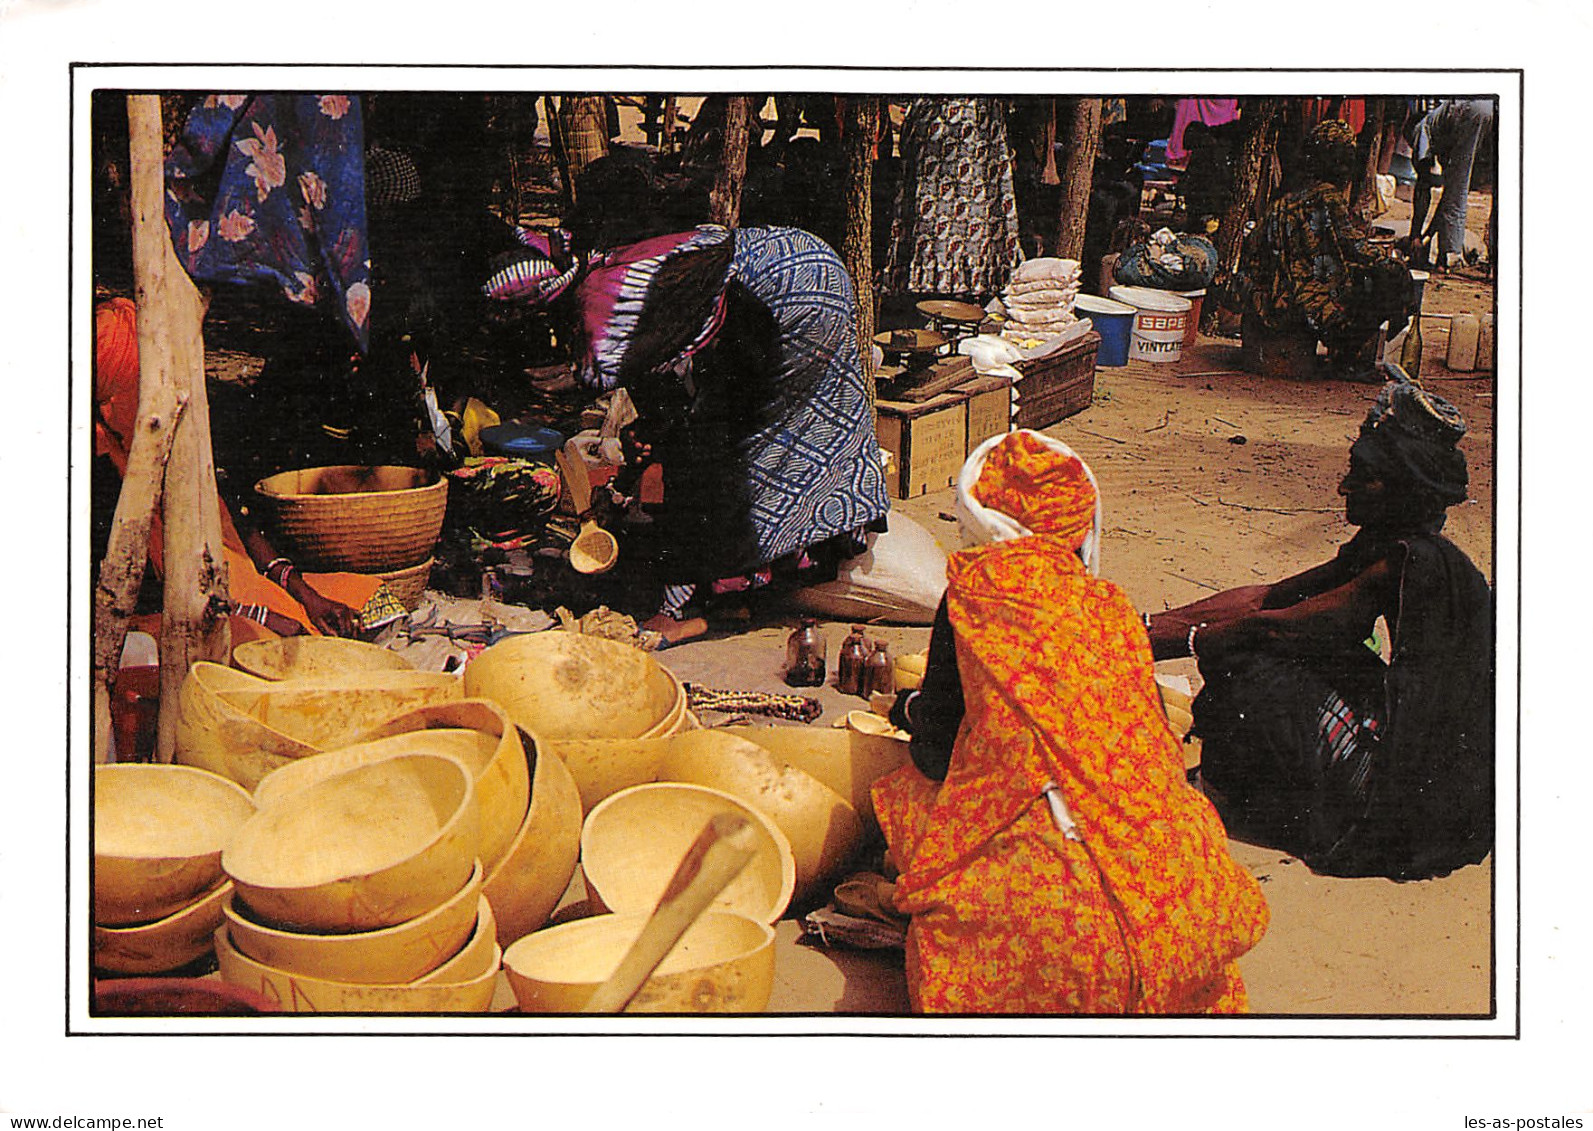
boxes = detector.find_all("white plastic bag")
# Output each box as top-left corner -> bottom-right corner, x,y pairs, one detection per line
787,511 -> 949,625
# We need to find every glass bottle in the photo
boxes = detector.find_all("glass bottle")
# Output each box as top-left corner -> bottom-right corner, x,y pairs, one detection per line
862,640 -> 894,698
784,618 -> 828,688
837,625 -> 870,696
1398,312 -> 1423,378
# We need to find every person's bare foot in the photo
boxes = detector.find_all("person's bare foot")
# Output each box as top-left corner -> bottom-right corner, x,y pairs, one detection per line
641,613 -> 708,645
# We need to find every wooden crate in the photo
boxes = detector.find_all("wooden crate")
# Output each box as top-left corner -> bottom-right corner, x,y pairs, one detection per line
875,391 -> 969,499
957,374 -> 1014,452
1012,331 -> 1100,429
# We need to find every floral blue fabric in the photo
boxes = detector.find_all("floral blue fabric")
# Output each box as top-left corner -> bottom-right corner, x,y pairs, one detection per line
165,94 -> 371,351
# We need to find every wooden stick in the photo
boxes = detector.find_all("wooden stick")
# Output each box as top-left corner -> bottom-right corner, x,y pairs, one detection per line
581,813 -> 759,1014
127,94 -> 230,762
90,393 -> 189,763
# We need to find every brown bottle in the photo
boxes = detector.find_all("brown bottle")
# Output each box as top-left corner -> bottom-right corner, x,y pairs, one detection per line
862,640 -> 894,698
1398,312 -> 1423,378
837,625 -> 870,695
784,618 -> 828,688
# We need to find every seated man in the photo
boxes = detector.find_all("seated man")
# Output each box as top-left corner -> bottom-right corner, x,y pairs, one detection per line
1231,119 -> 1414,381
1146,373 -> 1494,879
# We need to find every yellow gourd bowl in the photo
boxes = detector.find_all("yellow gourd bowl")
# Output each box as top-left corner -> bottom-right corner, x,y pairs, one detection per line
463,632 -> 683,741
214,926 -> 499,1014
581,782 -> 795,924
503,910 -> 775,1013
231,636 -> 414,681
718,723 -> 911,834
415,898 -> 500,985
656,730 -> 864,903
92,879 -> 233,976
356,699 -> 532,873
481,732 -> 583,947
223,753 -> 479,933
94,764 -> 256,926
222,862 -> 484,985
541,734 -> 673,815
174,662 -> 462,790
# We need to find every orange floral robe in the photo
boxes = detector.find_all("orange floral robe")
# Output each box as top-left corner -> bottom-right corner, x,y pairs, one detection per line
872,534 -> 1269,1014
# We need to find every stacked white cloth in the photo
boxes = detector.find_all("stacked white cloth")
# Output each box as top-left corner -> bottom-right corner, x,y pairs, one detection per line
998,257 -> 1082,345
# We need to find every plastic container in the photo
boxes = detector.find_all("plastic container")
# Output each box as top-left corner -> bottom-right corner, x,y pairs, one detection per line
479,424 -> 565,463
1074,294 -> 1135,367
1409,269 -> 1430,314
1446,313 -> 1480,372
1109,286 -> 1192,363
1178,289 -> 1207,349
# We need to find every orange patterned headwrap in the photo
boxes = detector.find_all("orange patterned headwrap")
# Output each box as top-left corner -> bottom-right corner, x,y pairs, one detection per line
970,429 -> 1097,551
94,297 -> 141,472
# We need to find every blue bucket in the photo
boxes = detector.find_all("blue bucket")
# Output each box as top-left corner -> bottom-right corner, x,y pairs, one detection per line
480,423 -> 565,463
1074,294 -> 1136,367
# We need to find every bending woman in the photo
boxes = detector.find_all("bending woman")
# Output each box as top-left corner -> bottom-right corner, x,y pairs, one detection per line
1148,374 -> 1493,879
485,196 -> 889,640
872,430 -> 1268,1014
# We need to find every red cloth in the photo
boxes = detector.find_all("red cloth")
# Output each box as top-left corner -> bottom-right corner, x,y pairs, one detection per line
1166,98 -> 1241,164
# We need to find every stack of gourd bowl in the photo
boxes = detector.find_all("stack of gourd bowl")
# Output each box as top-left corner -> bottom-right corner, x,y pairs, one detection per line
123,628 -> 910,1014
93,763 -> 255,977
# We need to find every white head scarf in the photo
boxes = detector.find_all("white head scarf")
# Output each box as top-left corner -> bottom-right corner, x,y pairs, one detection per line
954,429 -> 1103,575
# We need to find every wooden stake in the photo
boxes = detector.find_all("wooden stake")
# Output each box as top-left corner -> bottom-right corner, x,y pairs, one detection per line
125,94 -> 230,763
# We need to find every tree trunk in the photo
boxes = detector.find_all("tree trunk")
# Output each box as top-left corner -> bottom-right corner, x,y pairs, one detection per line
1204,97 -> 1283,334
1351,97 -> 1388,222
708,96 -> 752,228
126,93 -> 230,763
1053,98 -> 1102,262
90,393 -> 187,763
553,95 -> 610,206
841,96 -> 880,408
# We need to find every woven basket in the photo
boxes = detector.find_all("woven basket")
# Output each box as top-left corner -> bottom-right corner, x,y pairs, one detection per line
254,466 -> 447,573
373,558 -> 434,611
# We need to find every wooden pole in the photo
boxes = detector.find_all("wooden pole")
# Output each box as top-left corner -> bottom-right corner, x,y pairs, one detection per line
126,94 -> 230,763
708,95 -> 752,228
1204,97 -> 1283,335
1053,98 -> 1102,263
841,96 -> 879,408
